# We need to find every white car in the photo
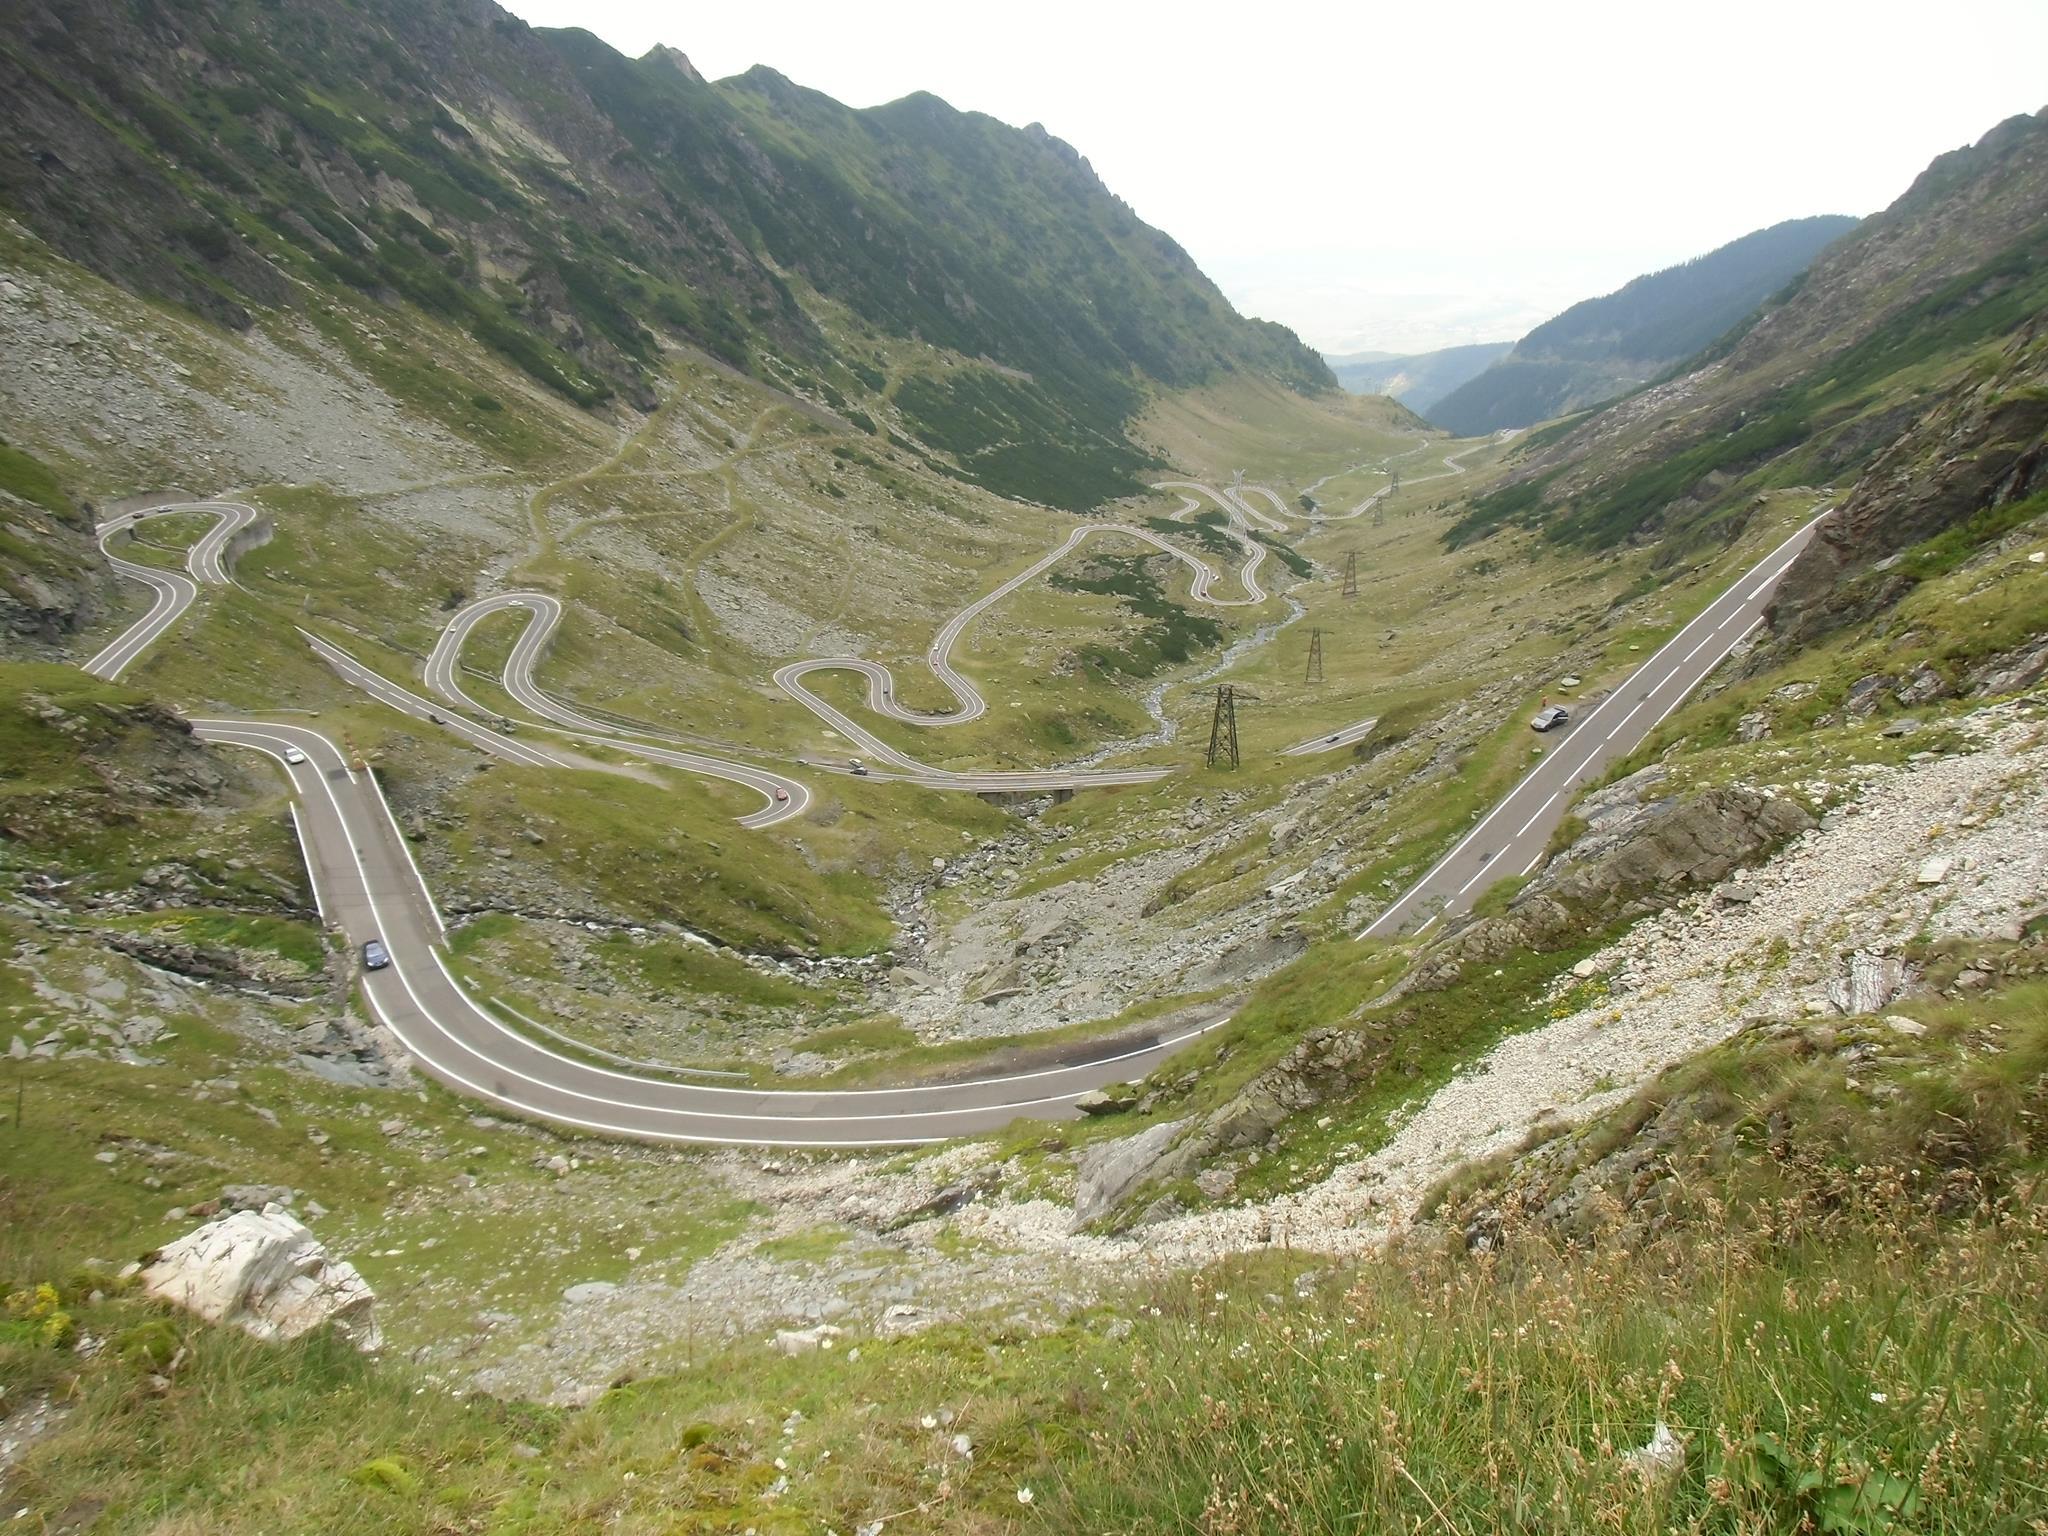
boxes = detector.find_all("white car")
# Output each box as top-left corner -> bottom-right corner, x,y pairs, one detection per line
283,747 -> 308,765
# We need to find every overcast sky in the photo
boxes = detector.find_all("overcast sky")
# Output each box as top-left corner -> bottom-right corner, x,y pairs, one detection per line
504,0 -> 2046,357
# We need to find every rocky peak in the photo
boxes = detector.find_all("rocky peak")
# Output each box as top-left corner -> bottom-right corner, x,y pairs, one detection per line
642,42 -> 702,84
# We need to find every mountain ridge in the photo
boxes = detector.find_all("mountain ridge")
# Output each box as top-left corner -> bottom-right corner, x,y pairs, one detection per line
0,0 -> 1331,510
1325,341 -> 1513,412
1427,214 -> 1857,435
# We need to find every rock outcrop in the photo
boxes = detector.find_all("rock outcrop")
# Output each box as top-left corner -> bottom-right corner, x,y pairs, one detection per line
1409,768 -> 1817,992
0,474 -> 117,652
1769,327 -> 2048,648
1070,1027 -> 1389,1228
1071,1118 -> 1188,1229
139,1206 -> 382,1350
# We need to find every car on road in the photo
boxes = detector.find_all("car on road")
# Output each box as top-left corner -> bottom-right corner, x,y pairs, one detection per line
774,787 -> 790,803
283,747 -> 308,765
427,711 -> 445,725
1326,733 -> 1340,744
1530,705 -> 1571,732
849,758 -> 868,776
362,938 -> 392,971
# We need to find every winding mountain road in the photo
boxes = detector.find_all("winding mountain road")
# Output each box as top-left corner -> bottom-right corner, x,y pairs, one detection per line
425,484 -> 1288,798
83,500 -> 256,679
190,718 -> 1231,1146
74,471 -> 1831,1145
425,592 -> 812,828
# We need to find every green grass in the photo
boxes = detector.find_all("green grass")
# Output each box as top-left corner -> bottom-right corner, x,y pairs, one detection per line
1047,552 -> 1226,678
0,437 -> 75,514
99,908 -> 330,972
752,1225 -> 851,1264
594,931 -> 841,1010
5,979 -> 2042,1534
797,1017 -> 916,1055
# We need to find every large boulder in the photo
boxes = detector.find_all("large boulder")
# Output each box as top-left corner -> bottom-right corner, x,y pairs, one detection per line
1072,1119 -> 1188,1229
1070,1027 -> 1389,1228
139,1206 -> 382,1350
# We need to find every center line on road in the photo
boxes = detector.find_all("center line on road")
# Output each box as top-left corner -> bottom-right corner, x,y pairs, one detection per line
1515,788 -> 1563,837
1458,849 -> 1505,894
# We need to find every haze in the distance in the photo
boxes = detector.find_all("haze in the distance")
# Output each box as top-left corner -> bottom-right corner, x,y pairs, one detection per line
505,0 -> 2047,356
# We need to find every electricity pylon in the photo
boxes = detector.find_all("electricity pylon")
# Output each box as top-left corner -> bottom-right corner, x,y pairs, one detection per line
1204,685 -> 1257,769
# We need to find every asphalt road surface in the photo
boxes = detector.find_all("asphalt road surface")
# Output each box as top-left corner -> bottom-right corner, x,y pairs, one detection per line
79,478 -> 1827,1143
190,718 -> 1228,1146
426,592 -> 812,828
1357,507 -> 1832,940
422,497 -> 1290,797
1280,715 -> 1382,756
83,501 -> 255,679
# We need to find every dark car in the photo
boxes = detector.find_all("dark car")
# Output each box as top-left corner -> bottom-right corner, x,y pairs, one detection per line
362,938 -> 392,971
1530,705 -> 1571,732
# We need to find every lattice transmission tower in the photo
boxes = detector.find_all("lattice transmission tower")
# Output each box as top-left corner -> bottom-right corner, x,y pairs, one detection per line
1204,685 -> 1257,769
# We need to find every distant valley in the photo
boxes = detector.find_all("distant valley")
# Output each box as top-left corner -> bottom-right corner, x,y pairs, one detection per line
1322,340 -> 1513,413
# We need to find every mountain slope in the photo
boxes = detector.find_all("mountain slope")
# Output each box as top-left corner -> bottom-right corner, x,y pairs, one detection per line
1325,341 -> 1512,413
1444,109 -> 2048,636
0,0 -> 1331,510
1427,215 -> 1856,435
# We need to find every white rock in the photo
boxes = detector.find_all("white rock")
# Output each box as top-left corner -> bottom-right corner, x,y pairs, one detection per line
140,1207 -> 381,1350
1828,950 -> 1907,1016
770,1323 -> 844,1355
1622,1421 -> 1685,1480
1917,857 -> 1952,885
1884,1015 -> 1928,1037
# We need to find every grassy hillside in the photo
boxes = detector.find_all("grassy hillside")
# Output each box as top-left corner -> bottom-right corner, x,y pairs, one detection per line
1446,111 -> 2048,584
0,0 -> 1331,509
5,952 -> 2040,1533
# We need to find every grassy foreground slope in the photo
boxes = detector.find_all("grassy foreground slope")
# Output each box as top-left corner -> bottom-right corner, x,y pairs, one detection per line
5,972 -> 2040,1533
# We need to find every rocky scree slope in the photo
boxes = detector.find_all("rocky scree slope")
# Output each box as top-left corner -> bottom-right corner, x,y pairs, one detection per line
0,0 -> 1330,509
0,437 -> 117,649
963,699 -> 2048,1257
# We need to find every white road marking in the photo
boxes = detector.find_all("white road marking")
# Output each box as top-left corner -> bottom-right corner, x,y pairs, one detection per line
287,803 -> 326,924
1516,788 -> 1564,837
